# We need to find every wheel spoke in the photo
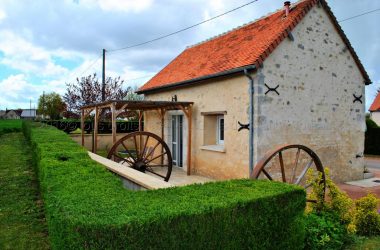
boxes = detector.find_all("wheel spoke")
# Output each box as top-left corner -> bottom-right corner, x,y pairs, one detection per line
279,151 -> 286,182
295,158 -> 314,185
306,199 -> 317,203
146,164 -> 168,167
290,148 -> 301,183
262,169 -> 273,180
113,154 -> 134,165
144,141 -> 161,160
303,182 -> 312,189
121,141 -> 137,161
145,151 -> 167,164
145,168 -> 167,179
141,135 -> 150,158
133,135 -> 139,159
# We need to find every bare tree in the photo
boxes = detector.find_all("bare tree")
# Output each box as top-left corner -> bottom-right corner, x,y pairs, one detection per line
63,73 -> 137,112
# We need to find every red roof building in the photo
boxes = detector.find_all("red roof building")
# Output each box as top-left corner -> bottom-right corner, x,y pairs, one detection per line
139,0 -> 371,182
369,92 -> 380,112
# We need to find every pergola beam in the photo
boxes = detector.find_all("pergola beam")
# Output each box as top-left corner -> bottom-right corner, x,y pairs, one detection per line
80,100 -> 194,174
111,102 -> 117,144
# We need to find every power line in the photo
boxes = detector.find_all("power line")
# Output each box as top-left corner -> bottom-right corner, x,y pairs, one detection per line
107,0 -> 259,53
64,54 -> 102,84
338,7 -> 380,23
76,54 -> 103,78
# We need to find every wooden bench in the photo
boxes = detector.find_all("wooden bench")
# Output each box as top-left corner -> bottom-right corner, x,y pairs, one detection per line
88,152 -> 173,190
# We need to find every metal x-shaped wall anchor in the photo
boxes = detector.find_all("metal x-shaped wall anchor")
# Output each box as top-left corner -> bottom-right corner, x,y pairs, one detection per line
353,94 -> 362,104
238,121 -> 249,131
265,83 -> 280,95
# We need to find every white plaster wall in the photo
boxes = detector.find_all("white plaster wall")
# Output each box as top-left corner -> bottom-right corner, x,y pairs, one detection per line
255,4 -> 366,182
370,112 -> 380,126
144,75 -> 251,179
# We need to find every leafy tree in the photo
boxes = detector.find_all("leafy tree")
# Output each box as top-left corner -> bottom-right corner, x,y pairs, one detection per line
38,92 -> 66,120
124,86 -> 144,101
63,73 -> 140,112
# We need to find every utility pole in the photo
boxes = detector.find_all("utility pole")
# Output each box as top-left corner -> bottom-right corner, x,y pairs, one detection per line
102,49 -> 106,101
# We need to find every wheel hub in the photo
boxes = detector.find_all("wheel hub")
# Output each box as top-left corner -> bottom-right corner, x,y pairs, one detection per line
132,161 -> 147,172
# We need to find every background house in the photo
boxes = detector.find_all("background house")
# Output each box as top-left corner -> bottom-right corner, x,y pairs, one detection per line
3,109 -> 22,119
21,109 -> 37,120
369,92 -> 380,125
138,0 -> 370,182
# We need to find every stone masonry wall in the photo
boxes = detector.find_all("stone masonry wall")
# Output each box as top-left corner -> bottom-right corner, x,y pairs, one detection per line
254,4 -> 365,182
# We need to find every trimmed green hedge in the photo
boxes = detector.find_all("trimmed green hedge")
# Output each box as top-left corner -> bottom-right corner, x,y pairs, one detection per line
365,128 -> 380,155
0,119 -> 22,136
23,121 -> 306,249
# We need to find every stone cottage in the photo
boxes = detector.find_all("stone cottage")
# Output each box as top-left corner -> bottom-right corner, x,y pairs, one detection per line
137,0 -> 371,182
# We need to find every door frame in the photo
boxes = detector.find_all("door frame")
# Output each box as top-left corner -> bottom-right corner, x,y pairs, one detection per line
165,110 -> 188,172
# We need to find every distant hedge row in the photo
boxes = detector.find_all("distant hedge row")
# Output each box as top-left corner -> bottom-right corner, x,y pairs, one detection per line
365,128 -> 380,155
41,120 -> 141,134
22,121 -> 306,249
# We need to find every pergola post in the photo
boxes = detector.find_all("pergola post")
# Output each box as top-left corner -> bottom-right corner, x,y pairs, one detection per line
93,106 -> 99,153
186,105 -> 192,176
81,109 -> 85,146
138,111 -> 143,132
111,102 -> 117,144
178,104 -> 193,176
160,108 -> 166,139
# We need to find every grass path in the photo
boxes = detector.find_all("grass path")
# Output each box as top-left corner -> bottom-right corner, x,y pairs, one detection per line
0,132 -> 50,249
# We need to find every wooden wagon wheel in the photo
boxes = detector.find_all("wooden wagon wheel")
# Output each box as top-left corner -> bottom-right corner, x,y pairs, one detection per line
252,144 -> 326,203
107,131 -> 173,182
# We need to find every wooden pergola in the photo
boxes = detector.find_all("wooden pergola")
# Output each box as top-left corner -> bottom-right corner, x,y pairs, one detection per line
80,100 -> 194,175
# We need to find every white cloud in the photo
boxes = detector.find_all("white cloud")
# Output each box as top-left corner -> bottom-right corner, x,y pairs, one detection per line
0,74 -> 39,108
0,30 -> 70,77
0,9 -> 6,22
79,0 -> 153,12
0,74 -> 69,109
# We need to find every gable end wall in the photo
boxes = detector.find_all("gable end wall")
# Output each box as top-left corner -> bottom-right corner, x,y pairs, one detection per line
254,4 -> 366,182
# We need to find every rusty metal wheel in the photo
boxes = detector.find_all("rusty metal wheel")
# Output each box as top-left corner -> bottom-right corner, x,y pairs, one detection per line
107,131 -> 173,182
252,144 -> 326,203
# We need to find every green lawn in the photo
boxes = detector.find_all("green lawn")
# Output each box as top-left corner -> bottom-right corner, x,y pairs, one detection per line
0,132 -> 50,249
0,120 -> 22,136
347,236 -> 380,250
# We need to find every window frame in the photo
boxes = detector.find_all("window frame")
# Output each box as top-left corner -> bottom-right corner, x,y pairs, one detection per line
216,115 -> 224,145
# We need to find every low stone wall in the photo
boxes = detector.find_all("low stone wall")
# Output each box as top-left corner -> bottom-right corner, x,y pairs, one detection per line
70,133 -> 129,151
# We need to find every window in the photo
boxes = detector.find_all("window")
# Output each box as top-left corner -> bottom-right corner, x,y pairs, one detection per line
217,115 -> 224,145
201,112 -> 226,152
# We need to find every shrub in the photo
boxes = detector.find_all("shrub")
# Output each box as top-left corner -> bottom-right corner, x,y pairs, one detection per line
354,194 -> 380,236
304,212 -> 347,250
305,168 -> 356,248
366,117 -> 379,129
23,121 -> 306,249
365,128 -> 380,155
307,168 -> 355,230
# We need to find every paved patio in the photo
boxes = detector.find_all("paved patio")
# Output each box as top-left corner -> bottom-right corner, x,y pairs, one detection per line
338,168 -> 380,202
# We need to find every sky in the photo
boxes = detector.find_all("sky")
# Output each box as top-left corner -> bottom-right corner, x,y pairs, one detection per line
0,0 -> 379,110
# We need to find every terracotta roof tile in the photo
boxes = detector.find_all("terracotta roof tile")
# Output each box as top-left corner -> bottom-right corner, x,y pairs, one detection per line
139,0 -> 370,93
369,92 -> 380,112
